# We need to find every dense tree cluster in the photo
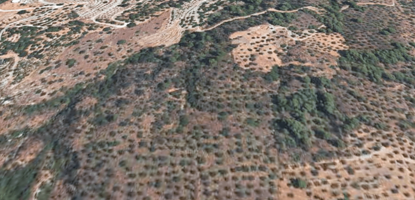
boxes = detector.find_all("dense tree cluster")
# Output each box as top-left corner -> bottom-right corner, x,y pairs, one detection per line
272,85 -> 341,149
0,27 -> 39,57
339,42 -> 414,83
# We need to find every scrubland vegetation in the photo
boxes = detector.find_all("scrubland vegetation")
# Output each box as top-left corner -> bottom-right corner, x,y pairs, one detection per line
1,0 -> 415,199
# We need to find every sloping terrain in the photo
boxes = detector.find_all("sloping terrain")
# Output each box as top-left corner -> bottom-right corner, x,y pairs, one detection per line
1,0 -> 415,200
230,24 -> 347,74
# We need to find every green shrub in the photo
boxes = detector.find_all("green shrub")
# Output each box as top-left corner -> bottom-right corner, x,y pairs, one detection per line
65,59 -> 76,68
179,115 -> 189,126
17,10 -> 29,15
127,22 -> 136,28
290,178 -> 307,188
245,118 -> 260,127
117,40 -> 126,45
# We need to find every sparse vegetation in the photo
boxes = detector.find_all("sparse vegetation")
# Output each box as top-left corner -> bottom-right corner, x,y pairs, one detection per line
1,0 -> 415,199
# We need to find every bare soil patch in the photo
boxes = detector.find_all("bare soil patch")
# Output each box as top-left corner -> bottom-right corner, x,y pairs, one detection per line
230,24 -> 348,74
3,10 -> 170,105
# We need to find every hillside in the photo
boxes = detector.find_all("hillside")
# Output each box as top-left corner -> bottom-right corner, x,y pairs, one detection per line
1,0 -> 415,199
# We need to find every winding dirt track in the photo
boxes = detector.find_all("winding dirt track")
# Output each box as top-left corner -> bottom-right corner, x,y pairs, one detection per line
142,6 -> 325,48
0,3 -> 63,40
89,0 -> 128,28
138,0 -> 397,48
0,0 -> 397,43
0,52 -> 19,88
191,6 -> 323,32
0,7 -> 35,12
356,0 -> 395,6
